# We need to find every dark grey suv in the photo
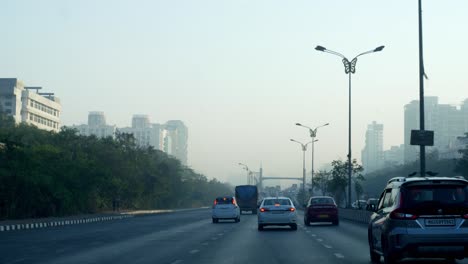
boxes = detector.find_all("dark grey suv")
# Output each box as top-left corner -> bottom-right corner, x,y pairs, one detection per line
368,176 -> 468,263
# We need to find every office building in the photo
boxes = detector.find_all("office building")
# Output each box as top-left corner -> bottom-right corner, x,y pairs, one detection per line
383,145 -> 404,167
0,78 -> 61,132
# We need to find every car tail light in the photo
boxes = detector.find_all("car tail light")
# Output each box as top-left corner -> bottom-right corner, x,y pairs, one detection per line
260,207 -> 269,213
390,208 -> 418,220
213,199 -> 218,208
462,214 -> 468,219
290,208 -> 295,212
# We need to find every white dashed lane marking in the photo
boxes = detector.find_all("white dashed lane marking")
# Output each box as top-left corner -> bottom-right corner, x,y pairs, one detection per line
334,253 -> 345,259
170,260 -> 183,264
189,249 -> 199,254
201,242 -> 209,246
323,244 -> 332,249
316,238 -> 323,242
311,234 -> 317,237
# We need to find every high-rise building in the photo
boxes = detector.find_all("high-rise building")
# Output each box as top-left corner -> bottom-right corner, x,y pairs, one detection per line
404,96 -> 468,163
163,120 -> 188,165
361,121 -> 384,173
119,115 -> 162,149
70,111 -> 117,138
0,78 -> 61,132
383,145 -> 404,167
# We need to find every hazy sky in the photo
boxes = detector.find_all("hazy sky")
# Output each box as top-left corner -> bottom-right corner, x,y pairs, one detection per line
2,0 -> 467,186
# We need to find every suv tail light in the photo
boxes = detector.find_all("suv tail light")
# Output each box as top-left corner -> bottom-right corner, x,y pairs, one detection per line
390,208 -> 418,220
290,207 -> 295,212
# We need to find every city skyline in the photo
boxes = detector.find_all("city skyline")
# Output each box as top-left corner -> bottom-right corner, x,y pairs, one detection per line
1,1 -> 468,185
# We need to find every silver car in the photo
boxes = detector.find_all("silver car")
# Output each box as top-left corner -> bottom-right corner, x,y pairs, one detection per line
368,176 -> 468,263
257,197 -> 297,231
212,196 -> 240,223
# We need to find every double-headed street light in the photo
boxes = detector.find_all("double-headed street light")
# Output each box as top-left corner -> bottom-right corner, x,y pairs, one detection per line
238,163 -> 251,184
290,139 -> 312,205
296,123 -> 329,195
315,45 -> 384,208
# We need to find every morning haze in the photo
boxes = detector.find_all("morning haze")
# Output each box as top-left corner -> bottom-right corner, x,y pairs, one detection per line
1,0 -> 467,186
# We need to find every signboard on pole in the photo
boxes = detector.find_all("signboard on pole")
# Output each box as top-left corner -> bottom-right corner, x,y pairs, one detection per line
410,130 -> 434,146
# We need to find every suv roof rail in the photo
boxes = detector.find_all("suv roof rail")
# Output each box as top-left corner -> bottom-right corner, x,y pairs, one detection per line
387,177 -> 406,184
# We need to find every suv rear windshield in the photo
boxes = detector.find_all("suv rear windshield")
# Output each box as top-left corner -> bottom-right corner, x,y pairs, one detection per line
216,197 -> 233,204
402,184 -> 468,212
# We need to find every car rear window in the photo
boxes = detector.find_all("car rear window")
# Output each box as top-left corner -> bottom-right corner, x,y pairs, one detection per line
216,197 -> 233,204
311,198 -> 334,204
403,184 -> 468,209
263,199 -> 291,206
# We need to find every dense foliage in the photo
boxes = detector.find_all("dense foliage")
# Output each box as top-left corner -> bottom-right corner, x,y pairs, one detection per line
0,119 -> 232,220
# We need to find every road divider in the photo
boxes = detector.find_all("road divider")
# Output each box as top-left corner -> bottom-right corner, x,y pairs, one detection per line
339,209 -> 372,224
0,207 -> 210,232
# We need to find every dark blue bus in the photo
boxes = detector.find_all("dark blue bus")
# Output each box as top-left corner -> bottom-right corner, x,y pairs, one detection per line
235,185 -> 258,214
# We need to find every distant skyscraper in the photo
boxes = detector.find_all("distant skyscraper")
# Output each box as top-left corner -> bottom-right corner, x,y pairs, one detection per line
404,96 -> 468,164
163,120 -> 188,165
0,78 -> 61,132
361,121 -> 384,173
119,115 -> 161,149
70,111 -> 116,138
383,145 -> 404,167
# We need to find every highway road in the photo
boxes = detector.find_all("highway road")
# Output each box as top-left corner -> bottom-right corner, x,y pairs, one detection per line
1,209 -> 466,264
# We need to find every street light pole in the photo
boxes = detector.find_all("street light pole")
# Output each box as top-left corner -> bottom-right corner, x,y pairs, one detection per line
238,163 -> 250,184
296,123 -> 329,195
315,45 -> 384,208
290,139 -> 312,205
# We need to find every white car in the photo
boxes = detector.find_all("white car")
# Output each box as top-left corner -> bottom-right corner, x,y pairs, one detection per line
257,197 -> 297,231
212,196 -> 240,223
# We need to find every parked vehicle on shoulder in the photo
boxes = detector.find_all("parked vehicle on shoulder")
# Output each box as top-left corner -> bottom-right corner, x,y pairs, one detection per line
212,196 -> 240,223
368,176 -> 468,264
258,197 -> 297,231
304,196 -> 339,226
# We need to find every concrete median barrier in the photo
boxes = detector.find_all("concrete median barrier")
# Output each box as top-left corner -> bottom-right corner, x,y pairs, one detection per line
339,208 -> 373,225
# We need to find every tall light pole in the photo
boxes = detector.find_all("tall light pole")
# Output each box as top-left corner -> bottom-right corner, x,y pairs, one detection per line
296,123 -> 329,195
238,163 -> 250,184
315,45 -> 384,208
290,139 -> 312,205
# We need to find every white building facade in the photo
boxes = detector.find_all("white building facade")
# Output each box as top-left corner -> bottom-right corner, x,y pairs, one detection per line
0,78 -> 61,132
70,111 -> 117,138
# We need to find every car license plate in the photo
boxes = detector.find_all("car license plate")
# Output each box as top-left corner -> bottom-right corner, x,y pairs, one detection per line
318,214 -> 329,218
272,211 -> 283,214
425,219 -> 455,226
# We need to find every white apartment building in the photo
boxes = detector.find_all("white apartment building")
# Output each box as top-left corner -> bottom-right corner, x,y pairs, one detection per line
0,78 -> 61,132
70,111 -> 117,138
119,115 -> 162,149
163,120 -> 188,165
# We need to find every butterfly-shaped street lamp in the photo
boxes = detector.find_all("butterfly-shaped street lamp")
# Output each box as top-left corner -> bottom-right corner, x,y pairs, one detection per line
315,45 -> 384,209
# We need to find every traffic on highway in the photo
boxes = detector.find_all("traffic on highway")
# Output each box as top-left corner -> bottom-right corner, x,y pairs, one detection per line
2,1 -> 468,264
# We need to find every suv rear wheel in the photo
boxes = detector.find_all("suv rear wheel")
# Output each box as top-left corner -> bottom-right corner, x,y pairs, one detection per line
383,239 -> 397,264
304,217 -> 310,226
212,218 -> 218,224
258,224 -> 264,231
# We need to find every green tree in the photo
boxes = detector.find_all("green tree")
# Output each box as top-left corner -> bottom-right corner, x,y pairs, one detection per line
456,133 -> 468,177
314,170 -> 331,195
328,159 -> 364,207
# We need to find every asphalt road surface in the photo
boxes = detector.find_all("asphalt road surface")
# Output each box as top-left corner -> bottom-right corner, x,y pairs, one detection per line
1,209 -> 467,264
